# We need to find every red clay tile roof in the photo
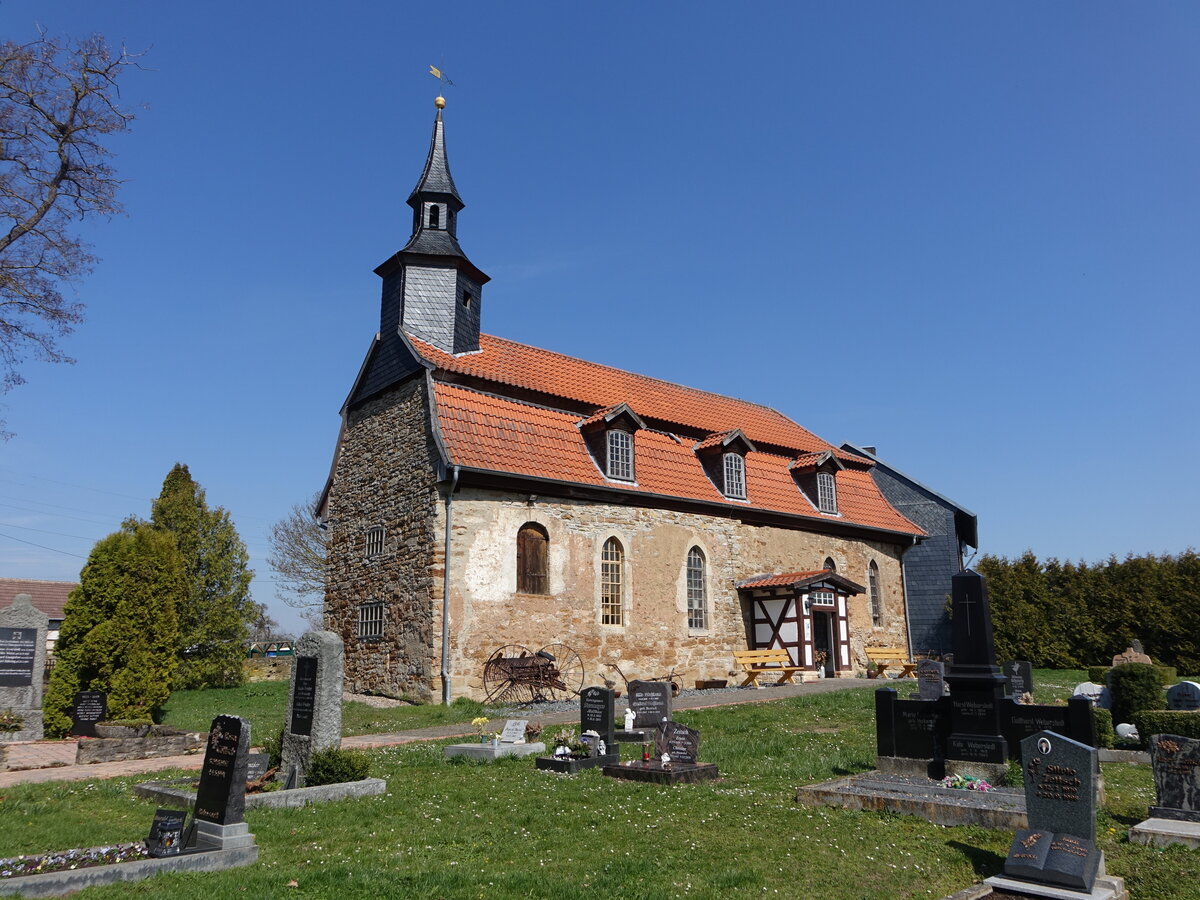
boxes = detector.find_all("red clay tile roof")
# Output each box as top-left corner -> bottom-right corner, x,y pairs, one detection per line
412,333 -> 832,454
693,430 -> 749,452
433,383 -> 923,535
0,578 -> 75,619
738,570 -> 867,594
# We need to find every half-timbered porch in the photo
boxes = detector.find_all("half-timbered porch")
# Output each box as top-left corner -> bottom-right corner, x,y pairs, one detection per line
737,570 -> 866,678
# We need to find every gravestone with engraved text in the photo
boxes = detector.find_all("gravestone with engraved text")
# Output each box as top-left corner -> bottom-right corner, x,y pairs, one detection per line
70,691 -> 108,738
1148,733 -> 1200,823
1166,682 -> 1200,712
0,594 -> 47,741
944,570 -> 1008,765
280,630 -> 344,785
655,720 -> 701,765
916,659 -> 945,701
628,680 -> 672,730
580,686 -> 615,750
1003,660 -> 1034,700
194,715 -> 250,826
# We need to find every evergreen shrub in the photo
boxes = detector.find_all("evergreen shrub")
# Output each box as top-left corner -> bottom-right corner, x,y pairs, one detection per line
1154,666 -> 1177,687
1091,707 -> 1114,748
262,726 -> 285,770
1131,711 -> 1200,744
1108,663 -> 1165,727
305,747 -> 370,786
1087,667 -> 1110,685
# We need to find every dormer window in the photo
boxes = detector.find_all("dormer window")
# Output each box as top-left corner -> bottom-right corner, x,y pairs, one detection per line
817,472 -> 838,514
606,429 -> 633,481
722,452 -> 746,499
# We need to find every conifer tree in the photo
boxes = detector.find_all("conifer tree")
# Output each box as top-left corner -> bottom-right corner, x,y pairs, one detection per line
149,463 -> 255,688
43,522 -> 182,736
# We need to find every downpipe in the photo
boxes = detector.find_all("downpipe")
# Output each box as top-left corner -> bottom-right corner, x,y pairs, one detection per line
441,466 -> 460,705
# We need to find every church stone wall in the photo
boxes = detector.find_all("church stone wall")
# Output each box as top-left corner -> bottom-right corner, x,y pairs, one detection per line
324,376 -> 441,701
440,489 -> 910,700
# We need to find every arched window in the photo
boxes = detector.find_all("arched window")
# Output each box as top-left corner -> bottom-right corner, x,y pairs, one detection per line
816,472 -> 838,514
601,538 -> 624,625
686,547 -> 708,629
823,557 -> 837,573
722,452 -> 746,499
516,523 -> 549,594
427,204 -> 440,228
869,560 -> 882,625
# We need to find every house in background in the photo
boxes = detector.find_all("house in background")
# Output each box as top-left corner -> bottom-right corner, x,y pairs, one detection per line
840,444 -> 978,658
319,99 -> 929,703
0,578 -> 75,656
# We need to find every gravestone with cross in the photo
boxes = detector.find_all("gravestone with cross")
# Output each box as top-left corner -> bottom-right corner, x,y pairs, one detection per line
944,570 -> 1008,766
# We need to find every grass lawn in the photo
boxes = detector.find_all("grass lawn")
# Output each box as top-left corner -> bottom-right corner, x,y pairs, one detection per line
3,674 -> 1198,899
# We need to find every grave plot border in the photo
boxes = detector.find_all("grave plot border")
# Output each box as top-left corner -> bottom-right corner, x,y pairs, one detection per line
133,777 -> 386,811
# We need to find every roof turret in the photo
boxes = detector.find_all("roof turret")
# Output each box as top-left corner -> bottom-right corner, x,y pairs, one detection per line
407,106 -> 463,209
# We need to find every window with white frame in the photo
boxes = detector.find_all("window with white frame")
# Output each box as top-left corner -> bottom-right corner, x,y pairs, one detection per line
358,601 -> 385,640
606,429 -> 633,481
365,525 -> 385,557
868,560 -> 882,625
816,472 -> 838,514
722,452 -> 746,499
601,537 -> 624,625
686,547 -> 708,629
810,589 -> 835,606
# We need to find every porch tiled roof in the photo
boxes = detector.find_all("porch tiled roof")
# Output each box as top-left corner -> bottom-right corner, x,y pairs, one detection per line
737,570 -> 867,594
433,383 -> 923,535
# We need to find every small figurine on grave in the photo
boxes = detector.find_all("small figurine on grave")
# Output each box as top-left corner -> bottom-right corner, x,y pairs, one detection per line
661,751 -> 671,768
624,708 -> 636,731
598,739 -> 606,756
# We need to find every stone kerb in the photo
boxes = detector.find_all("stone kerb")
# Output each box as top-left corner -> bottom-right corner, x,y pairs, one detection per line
280,631 -> 344,786
0,593 -> 48,742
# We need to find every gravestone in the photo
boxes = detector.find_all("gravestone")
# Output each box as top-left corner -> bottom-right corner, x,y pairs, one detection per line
915,659 -> 945,701
280,630 -> 343,786
1112,645 -> 1152,667
1148,733 -> 1200,823
146,808 -> 187,858
580,686 -> 615,750
245,753 -> 270,782
498,719 -> 528,743
656,720 -> 701,765
998,730 -> 1102,893
70,690 -> 108,738
1072,681 -> 1112,710
944,570 -> 1008,767
190,714 -> 256,851
1003,660 -> 1034,700
627,680 -> 672,730
1166,681 -> 1200,712
0,593 -> 48,741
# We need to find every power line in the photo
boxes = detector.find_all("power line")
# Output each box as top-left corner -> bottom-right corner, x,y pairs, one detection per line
0,531 -> 87,558
0,521 -> 100,542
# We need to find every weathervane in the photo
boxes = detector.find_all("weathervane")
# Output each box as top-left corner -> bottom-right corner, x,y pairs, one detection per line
429,63 -> 455,108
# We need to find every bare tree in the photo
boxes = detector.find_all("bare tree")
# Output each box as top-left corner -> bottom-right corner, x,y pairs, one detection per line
1,33 -> 139,429
248,601 -> 279,642
267,493 -> 327,613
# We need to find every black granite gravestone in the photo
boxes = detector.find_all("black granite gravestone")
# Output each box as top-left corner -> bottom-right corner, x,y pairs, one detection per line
147,808 -> 187,858
656,721 -> 701,764
944,570 -> 1008,764
245,753 -> 270,782
1002,696 -> 1094,750
580,686 -> 615,750
70,690 -> 107,738
1148,733 -> 1200,823
1167,682 -> 1200,712
289,656 -> 318,737
0,627 -> 37,687
916,659 -> 945,701
628,680 -> 672,730
1002,730 -> 1101,893
193,715 -> 250,826
1003,660 -> 1034,699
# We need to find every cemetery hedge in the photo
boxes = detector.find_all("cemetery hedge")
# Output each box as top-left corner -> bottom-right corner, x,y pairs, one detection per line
1108,663 -> 1166,727
1,683 -> 1197,900
978,550 -> 1200,672
1131,710 -> 1200,743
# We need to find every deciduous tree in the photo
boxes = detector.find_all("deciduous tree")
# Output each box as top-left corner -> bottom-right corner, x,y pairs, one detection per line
267,493 -> 326,614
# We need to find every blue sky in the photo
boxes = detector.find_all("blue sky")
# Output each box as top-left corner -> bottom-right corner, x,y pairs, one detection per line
2,2 -> 1197,635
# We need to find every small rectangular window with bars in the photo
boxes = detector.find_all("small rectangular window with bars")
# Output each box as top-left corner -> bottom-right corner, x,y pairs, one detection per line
358,601 -> 385,640
606,430 -> 633,481
365,525 -> 385,557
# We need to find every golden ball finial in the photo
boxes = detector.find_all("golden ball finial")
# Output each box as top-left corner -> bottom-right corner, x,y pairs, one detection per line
435,95 -> 446,109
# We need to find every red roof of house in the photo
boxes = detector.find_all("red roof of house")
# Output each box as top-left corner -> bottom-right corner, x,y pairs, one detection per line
737,570 -> 867,594
0,578 -> 75,619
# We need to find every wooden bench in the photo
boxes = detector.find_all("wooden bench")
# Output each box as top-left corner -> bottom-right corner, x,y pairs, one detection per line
865,647 -> 917,678
733,649 -> 804,688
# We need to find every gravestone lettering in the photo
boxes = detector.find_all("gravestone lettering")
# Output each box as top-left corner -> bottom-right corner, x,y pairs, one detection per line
893,698 -> 947,759
1166,681 -> 1200,712
580,686 -> 615,749
655,720 -> 701,765
944,570 -> 1008,764
499,719 -> 528,743
1148,733 -> 1200,823
1003,660 -> 1034,699
193,715 -> 250,826
916,659 -> 945,701
280,630 -> 344,785
245,753 -> 270,782
0,595 -> 48,741
147,808 -> 187,858
70,691 -> 108,738
628,680 -> 672,730
0,628 -> 36,687
289,656 -> 317,737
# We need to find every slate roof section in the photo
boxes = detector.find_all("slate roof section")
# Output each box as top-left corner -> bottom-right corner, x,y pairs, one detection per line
432,382 -> 923,535
413,334 -> 839,455
399,227 -> 466,258
408,110 -> 462,205
0,578 -> 75,619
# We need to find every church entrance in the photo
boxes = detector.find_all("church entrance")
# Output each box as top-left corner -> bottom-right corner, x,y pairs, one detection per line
812,610 -> 834,676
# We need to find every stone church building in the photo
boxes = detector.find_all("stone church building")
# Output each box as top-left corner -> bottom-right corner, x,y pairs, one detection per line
320,100 -> 928,702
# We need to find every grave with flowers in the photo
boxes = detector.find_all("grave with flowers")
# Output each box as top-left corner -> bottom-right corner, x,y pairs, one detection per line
602,718 -> 719,785
444,716 -> 545,761
536,686 -> 621,774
